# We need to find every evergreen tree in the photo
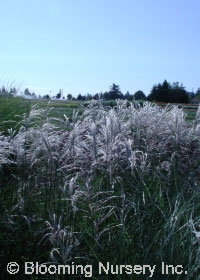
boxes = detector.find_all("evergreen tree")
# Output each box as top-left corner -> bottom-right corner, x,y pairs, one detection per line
0,86 -> 13,96
162,79 -> 170,90
195,88 -> 200,98
133,90 -> 146,100
31,92 -> 36,99
1,86 -> 6,94
77,94 -> 86,101
86,93 -> 93,100
103,91 -> 110,100
67,94 -> 72,100
93,93 -> 99,100
10,87 -> 17,95
109,83 -> 123,100
125,91 -> 132,101
56,89 -> 62,99
147,80 -> 189,103
24,88 -> 31,96
43,94 -> 50,99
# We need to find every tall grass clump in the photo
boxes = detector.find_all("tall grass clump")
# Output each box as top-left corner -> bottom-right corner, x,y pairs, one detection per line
1,100 -> 200,279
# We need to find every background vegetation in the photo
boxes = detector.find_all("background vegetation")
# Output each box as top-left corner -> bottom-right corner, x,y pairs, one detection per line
2,80 -> 199,103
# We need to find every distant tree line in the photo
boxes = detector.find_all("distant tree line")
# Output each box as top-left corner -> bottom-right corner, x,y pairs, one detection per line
23,88 -> 37,99
0,86 -> 17,97
47,81 -> 193,104
42,83 -> 146,101
147,80 -> 190,103
1,81 -> 200,104
0,86 -> 37,99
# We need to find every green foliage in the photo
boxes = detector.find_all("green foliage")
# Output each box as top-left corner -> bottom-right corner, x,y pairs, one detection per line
1,101 -> 200,279
108,83 -> 124,100
0,85 -> 17,97
148,80 -> 189,103
43,94 -> 50,99
195,87 -> 200,99
124,90 -> 133,101
133,90 -> 146,100
56,89 -> 62,99
67,93 -> 72,100
77,94 -> 86,101
0,96 -> 31,133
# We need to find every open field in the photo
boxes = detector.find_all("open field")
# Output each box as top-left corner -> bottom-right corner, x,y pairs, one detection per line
0,97 -> 198,133
1,98 -> 200,279
0,97 -> 84,133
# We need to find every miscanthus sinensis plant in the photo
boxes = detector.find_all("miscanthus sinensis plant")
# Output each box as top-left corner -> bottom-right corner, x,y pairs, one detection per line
1,100 -> 200,279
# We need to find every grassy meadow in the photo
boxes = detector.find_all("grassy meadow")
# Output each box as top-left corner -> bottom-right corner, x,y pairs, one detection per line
1,96 -> 200,279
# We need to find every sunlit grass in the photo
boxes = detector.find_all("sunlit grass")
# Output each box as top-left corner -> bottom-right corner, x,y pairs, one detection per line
1,99 -> 200,279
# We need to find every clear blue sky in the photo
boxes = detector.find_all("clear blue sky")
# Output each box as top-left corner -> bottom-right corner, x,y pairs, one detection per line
0,0 -> 199,97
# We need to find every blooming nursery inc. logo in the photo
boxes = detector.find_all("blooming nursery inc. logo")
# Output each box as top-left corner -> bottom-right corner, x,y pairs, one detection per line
7,261 -> 187,277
